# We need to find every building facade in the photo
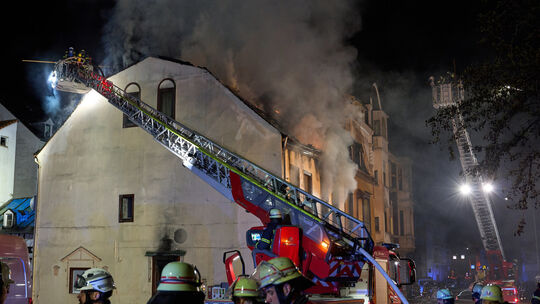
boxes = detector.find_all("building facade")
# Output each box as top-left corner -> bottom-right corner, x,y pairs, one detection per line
0,103 -> 44,204
33,57 -> 283,303
282,92 -> 415,253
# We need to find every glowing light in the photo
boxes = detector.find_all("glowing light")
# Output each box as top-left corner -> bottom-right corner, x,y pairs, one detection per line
460,255 -> 465,260
321,241 -> 329,250
459,184 -> 471,195
48,71 -> 58,89
452,255 -> 457,260
482,183 -> 494,193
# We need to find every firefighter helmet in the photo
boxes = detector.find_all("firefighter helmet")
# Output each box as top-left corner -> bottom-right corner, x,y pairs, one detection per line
269,209 -> 282,219
157,262 -> 202,292
74,268 -> 115,292
437,289 -> 453,300
252,257 -> 313,291
229,276 -> 260,297
0,262 -> 14,287
480,285 -> 503,303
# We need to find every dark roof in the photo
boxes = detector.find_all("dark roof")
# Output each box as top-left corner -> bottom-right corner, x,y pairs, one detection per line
0,119 -> 17,130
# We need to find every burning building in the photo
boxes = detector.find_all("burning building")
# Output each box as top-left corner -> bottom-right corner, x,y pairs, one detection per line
32,55 -> 416,303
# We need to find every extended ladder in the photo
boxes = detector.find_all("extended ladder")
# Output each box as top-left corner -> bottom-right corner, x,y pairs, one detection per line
52,58 -> 414,304
430,76 -> 505,259
53,59 -> 373,253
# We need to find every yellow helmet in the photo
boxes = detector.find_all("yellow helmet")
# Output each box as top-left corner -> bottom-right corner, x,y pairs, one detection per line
269,209 -> 282,219
252,257 -> 312,290
157,262 -> 201,292
230,277 -> 260,297
480,285 -> 503,303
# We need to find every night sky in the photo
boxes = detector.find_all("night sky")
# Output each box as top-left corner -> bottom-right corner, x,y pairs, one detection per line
1,1 -> 536,262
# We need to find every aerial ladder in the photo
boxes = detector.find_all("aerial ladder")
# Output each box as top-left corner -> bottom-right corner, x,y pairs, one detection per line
49,55 -> 414,303
430,75 -> 518,300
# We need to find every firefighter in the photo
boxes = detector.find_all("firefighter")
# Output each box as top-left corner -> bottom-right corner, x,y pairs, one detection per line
255,209 -> 283,250
480,284 -> 503,304
74,268 -> 115,304
437,288 -> 455,304
0,262 -> 14,304
253,256 -> 314,304
532,278 -> 540,304
472,282 -> 484,304
146,261 -> 205,304
228,276 -> 261,304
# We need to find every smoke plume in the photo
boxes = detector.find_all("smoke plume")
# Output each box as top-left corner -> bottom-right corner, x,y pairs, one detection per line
103,0 -> 362,205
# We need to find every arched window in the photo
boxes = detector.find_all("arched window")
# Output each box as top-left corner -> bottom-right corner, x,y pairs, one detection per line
123,83 -> 141,128
157,79 -> 176,119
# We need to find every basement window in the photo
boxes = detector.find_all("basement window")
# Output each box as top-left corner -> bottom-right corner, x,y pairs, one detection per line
0,136 -> 7,147
119,194 -> 134,222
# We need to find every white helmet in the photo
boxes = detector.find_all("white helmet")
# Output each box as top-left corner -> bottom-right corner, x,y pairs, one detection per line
269,209 -> 282,219
75,268 -> 115,293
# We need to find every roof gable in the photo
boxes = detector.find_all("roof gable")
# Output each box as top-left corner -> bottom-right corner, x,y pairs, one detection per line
0,119 -> 17,130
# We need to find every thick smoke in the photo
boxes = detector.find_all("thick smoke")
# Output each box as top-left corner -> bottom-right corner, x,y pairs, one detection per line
103,0 -> 362,205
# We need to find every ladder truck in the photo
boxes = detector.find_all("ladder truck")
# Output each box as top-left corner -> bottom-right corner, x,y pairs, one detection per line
430,75 -> 518,303
48,54 -> 415,303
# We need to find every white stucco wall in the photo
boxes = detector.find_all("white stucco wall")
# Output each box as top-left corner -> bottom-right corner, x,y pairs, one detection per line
33,58 -> 283,304
0,103 -> 43,201
0,123 -> 17,204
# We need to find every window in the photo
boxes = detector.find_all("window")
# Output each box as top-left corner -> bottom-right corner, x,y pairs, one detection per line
373,120 -> 381,136
391,192 -> 398,235
362,197 -> 371,230
347,193 -> 354,217
289,165 -> 300,186
391,162 -> 397,189
303,171 -> 312,194
2,210 -> 15,228
381,118 -> 387,139
158,79 -> 176,119
398,168 -> 403,190
349,142 -> 367,172
384,211 -> 388,232
400,210 -> 404,236
374,170 -> 379,185
119,194 -> 134,222
69,267 -> 90,293
123,83 -> 141,128
375,217 -> 380,232
0,136 -> 6,147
